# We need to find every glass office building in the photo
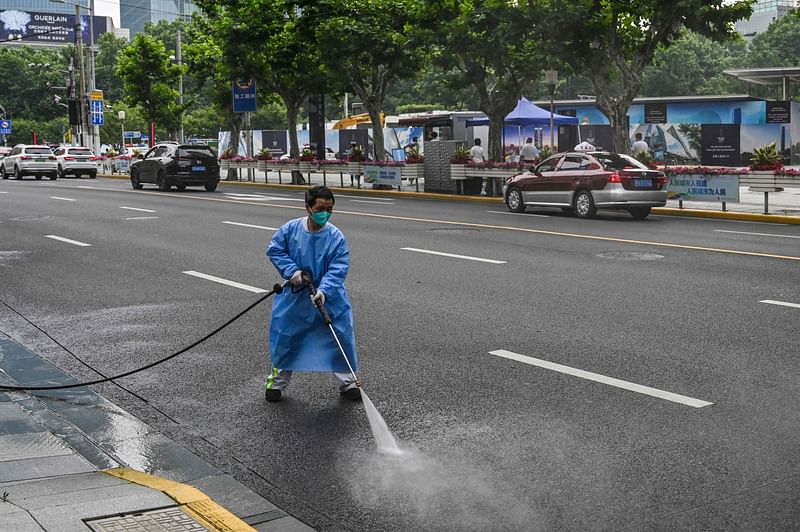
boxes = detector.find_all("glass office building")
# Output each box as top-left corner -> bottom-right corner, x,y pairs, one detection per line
120,0 -> 197,37
0,0 -> 88,15
736,0 -> 798,39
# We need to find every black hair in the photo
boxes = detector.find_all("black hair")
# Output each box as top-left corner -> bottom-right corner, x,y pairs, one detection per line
474,138 -> 481,145
305,185 -> 335,208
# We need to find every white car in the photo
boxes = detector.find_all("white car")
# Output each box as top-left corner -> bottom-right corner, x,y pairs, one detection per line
53,146 -> 98,179
0,144 -> 58,180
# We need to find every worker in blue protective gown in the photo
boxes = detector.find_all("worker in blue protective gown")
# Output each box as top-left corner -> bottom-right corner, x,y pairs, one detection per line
264,185 -> 361,402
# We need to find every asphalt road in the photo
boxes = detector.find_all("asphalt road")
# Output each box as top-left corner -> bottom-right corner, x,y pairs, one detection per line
1,177 -> 799,531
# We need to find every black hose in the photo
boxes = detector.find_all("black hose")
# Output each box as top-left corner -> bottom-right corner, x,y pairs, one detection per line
0,282 -> 286,392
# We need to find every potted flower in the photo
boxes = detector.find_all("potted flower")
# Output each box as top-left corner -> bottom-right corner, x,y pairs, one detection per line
255,148 -> 273,171
749,142 -> 783,172
219,148 -> 234,171
449,144 -> 470,180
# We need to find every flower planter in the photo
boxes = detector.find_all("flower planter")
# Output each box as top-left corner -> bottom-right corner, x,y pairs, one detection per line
449,164 -> 467,180
318,164 -> 353,174
464,167 -> 517,180
257,160 -> 272,171
219,160 -> 230,171
401,163 -> 423,181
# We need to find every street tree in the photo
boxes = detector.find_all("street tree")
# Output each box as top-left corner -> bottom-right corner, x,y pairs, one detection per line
95,33 -> 129,103
640,31 -> 747,97
314,0 -> 426,160
427,1 -> 545,162
116,34 -> 181,139
0,46 -> 69,122
544,0 -> 753,154
746,10 -> 800,98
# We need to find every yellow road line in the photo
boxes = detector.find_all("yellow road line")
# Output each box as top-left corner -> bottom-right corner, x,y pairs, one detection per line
104,468 -> 255,531
82,183 -> 800,262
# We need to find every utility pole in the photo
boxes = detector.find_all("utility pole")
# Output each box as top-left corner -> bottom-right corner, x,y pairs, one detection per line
89,0 -> 99,154
74,4 -> 87,147
177,28 -> 184,144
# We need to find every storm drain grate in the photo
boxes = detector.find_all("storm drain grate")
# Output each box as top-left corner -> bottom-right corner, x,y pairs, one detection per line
85,506 -> 210,531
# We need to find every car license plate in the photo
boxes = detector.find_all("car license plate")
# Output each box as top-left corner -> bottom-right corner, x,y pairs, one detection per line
35,158 -> 46,163
633,178 -> 651,188
192,165 -> 206,171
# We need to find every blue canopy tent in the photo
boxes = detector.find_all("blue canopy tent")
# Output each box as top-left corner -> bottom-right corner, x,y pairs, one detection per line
465,97 -> 579,127
466,97 -> 579,152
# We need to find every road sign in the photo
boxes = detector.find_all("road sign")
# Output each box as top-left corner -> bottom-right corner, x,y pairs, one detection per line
232,79 -> 257,113
90,89 -> 104,101
141,135 -> 149,142
90,98 -> 104,126
0,119 -> 11,135
123,131 -> 141,139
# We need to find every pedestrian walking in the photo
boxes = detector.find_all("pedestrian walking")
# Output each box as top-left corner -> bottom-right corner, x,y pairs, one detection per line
520,137 -> 539,163
264,186 -> 361,402
631,133 -> 649,155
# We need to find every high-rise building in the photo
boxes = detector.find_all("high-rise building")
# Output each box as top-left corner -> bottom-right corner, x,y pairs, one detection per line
736,0 -> 798,40
120,0 -> 197,37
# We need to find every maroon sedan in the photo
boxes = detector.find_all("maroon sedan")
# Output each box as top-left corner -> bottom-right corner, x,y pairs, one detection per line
503,151 -> 667,219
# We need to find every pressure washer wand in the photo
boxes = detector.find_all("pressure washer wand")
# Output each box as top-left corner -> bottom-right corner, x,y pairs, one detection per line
301,271 -> 360,387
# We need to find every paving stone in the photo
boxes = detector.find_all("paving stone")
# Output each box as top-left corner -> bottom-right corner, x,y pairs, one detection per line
0,472 -> 125,499
0,432 -> 74,461
14,481 -> 167,511
0,455 -> 95,483
190,473 -> 279,518
0,505 -> 44,532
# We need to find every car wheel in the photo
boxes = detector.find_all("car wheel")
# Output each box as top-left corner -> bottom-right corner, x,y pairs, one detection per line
58,166 -> 66,179
89,172 -> 96,179
0,165 -> 6,179
573,190 -> 597,219
49,174 -> 57,180
130,171 -> 143,190
14,166 -> 22,180
629,206 -> 651,220
157,171 -> 170,191
35,175 -> 42,180
204,183 -> 217,192
176,185 -> 186,191
505,187 -> 525,213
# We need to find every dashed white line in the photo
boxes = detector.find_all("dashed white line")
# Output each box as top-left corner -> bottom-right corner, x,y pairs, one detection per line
120,206 -> 156,213
222,221 -> 278,231
338,194 -> 395,201
50,196 -> 76,202
182,271 -> 267,293
760,299 -> 800,309
124,216 -> 159,220
350,199 -> 395,205
715,229 -> 800,239
489,349 -> 713,408
0,191 -> 8,194
401,247 -> 506,264
44,235 -> 91,247
76,186 -> 96,189
487,210 -> 550,218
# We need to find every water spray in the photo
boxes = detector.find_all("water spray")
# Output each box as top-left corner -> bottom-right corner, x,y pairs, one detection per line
300,270 -> 360,388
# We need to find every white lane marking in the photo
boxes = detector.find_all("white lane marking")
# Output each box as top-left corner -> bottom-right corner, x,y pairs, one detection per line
44,235 -> 91,247
124,216 -> 159,220
223,193 -> 302,202
76,186 -> 96,189
715,229 -> 800,240
338,194 -> 395,201
487,210 -> 550,218
222,220 -> 278,231
489,349 -> 713,408
350,199 -> 395,205
50,196 -> 76,202
401,247 -> 506,264
760,299 -> 800,309
652,215 -> 788,226
120,206 -> 156,213
0,191 -> 8,194
182,271 -> 267,293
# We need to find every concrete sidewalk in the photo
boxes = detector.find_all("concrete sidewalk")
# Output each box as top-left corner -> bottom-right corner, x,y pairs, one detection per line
0,334 -> 314,532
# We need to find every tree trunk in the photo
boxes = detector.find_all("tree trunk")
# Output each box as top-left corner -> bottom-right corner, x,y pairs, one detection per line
226,112 -> 244,181
367,107 -> 385,160
488,113 -> 505,162
285,102 -> 305,185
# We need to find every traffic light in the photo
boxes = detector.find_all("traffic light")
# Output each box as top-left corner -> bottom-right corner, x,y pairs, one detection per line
68,99 -> 80,126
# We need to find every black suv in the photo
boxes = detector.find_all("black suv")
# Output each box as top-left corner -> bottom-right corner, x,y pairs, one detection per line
130,143 -> 219,191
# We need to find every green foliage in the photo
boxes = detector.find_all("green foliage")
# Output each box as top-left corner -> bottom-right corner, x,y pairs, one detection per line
450,144 -> 470,164
641,31 -> 747,97
538,145 -> 554,160
746,11 -> 800,98
0,46 -> 71,122
5,117 -> 68,146
116,34 -> 181,132
395,103 -> 446,114
750,142 -> 782,169
95,33 -> 129,103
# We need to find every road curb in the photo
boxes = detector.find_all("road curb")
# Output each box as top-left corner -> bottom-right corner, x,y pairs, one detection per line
104,468 -> 256,531
98,173 -> 799,223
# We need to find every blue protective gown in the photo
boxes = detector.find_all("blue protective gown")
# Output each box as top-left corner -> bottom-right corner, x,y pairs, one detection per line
267,217 -> 358,373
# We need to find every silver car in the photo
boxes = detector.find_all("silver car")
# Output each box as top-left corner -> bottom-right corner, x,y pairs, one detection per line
0,144 -> 58,180
504,151 -> 667,219
53,146 -> 98,179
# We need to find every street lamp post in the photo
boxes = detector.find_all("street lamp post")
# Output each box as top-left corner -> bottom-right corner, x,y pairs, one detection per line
118,110 -> 125,153
51,0 -> 95,150
545,69 -> 558,150
0,103 -> 7,146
